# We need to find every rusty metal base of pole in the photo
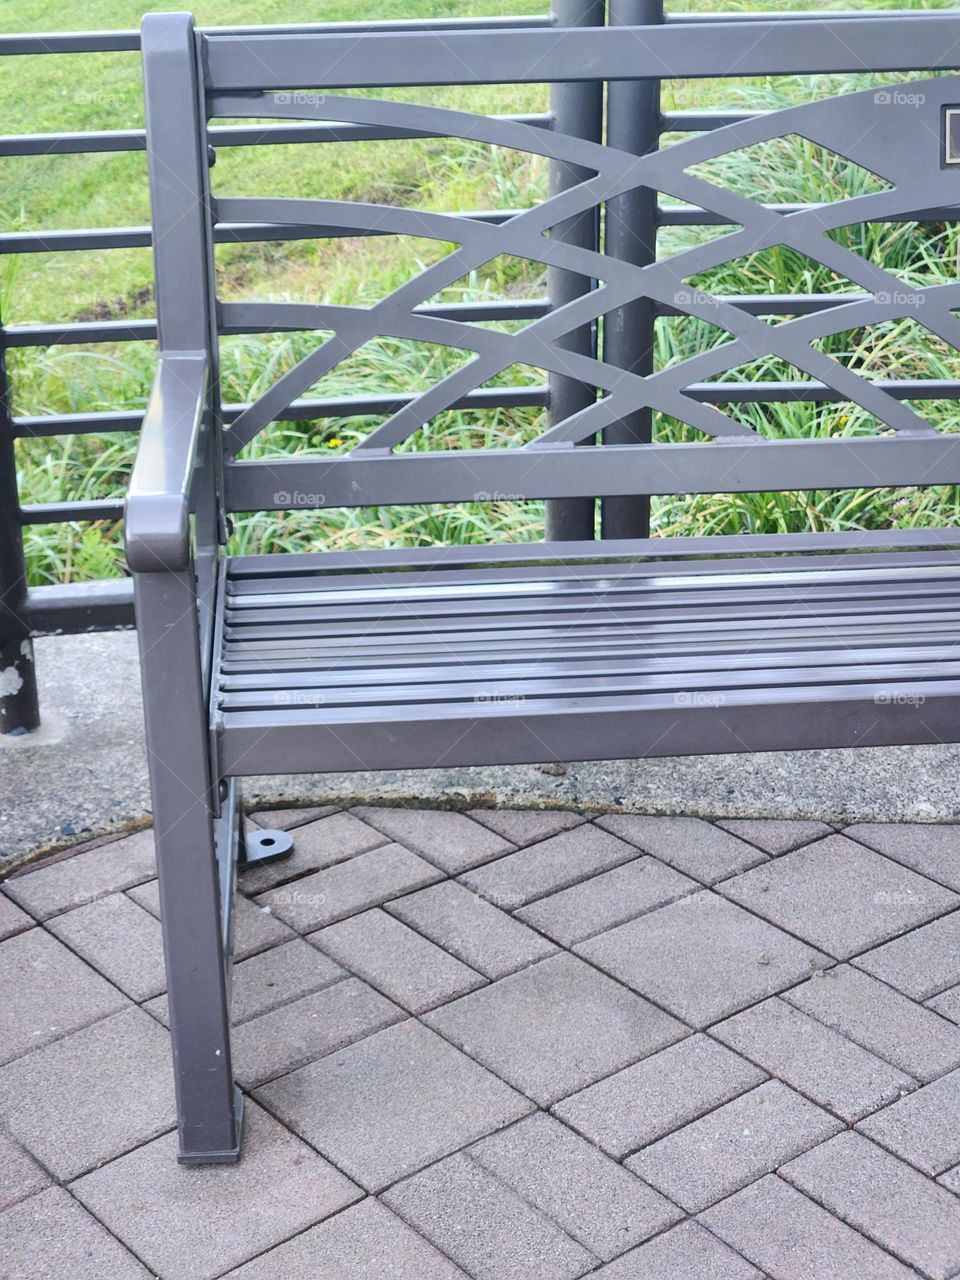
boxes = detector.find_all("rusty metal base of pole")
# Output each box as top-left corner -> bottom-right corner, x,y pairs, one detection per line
0,635 -> 40,736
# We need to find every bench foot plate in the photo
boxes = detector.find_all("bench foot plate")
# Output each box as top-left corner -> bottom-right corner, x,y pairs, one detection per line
240,828 -> 295,867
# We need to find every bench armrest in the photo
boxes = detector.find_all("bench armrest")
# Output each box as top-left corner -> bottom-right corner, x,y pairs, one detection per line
125,353 -> 209,574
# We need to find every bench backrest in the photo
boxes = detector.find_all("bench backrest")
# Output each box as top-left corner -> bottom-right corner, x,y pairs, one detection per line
141,10 -> 960,524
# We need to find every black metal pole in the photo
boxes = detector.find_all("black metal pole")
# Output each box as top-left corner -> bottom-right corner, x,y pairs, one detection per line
0,313 -> 40,734
544,0 -> 605,542
600,0 -> 663,540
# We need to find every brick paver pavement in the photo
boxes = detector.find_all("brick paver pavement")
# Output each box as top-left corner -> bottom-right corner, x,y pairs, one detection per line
3,805 -> 960,1277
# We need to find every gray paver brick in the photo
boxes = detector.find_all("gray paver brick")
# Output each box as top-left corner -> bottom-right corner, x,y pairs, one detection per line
129,877 -> 294,960
785,964 -> 960,1082
3,828 -> 156,920
233,977 -> 404,1088
553,1033 -> 765,1158
0,1132 -> 49,1213
627,1080 -> 842,1213
845,822 -> 960,893
352,805 -> 514,874
579,891 -> 826,1029
516,856 -> 698,947
460,822 -> 637,911
0,928 -> 127,1066
386,879 -> 556,979
231,937 -> 343,1024
939,1164 -> 960,1197
48,891 -> 165,1001
467,807 -> 585,845
256,1019 -> 531,1191
717,818 -> 834,856
701,1174 -> 919,1280
857,1068 -> 960,1176
712,996 -> 915,1124
238,810 -> 390,893
383,1152 -> 596,1280
72,1101 -> 361,1280
311,909 -> 486,1014
425,951 -> 685,1106
929,985 -> 960,1025
0,892 -> 31,941
0,1187 -> 150,1280
257,842 -> 442,932
591,1221 -> 764,1280
249,804 -> 340,830
223,1198 -> 469,1279
595,815 -> 766,883
0,1006 -> 174,1180
782,1131 -> 960,1280
856,910 -> 960,1001
470,1112 -> 681,1260
719,835 -> 958,960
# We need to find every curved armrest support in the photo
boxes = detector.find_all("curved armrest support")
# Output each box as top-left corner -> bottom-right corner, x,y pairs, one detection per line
125,353 -> 209,574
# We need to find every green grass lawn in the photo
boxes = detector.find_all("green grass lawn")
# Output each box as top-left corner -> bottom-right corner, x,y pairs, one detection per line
3,0 -> 958,583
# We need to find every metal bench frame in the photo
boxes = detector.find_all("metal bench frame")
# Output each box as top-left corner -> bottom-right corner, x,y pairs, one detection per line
127,7 -> 960,1161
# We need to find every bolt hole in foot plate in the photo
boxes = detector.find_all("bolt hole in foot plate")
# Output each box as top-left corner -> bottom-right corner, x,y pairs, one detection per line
240,829 -> 295,867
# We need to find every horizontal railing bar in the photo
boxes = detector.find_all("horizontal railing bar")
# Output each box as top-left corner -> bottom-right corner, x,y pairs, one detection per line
20,579 -> 134,634
8,300 -> 553,349
216,375 -> 960,425
661,110 -> 764,132
0,227 -> 151,254
209,112 -> 552,146
0,15 -> 556,58
687,379 -> 960,405
0,209 -> 520,255
202,19 -> 960,91
9,193 -> 958,256
665,9 -> 960,21
658,293 -> 870,318
20,499 -> 124,525
0,128 -> 144,157
5,294 -> 880,351
0,113 -> 554,159
223,386 -> 549,424
224,436 -> 960,510
660,202 -> 960,225
14,365 -> 956,440
14,410 -> 143,437
0,31 -> 140,55
7,320 -> 156,347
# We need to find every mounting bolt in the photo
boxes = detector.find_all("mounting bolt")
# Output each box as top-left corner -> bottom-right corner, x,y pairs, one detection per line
219,780 -> 228,802
207,145 -> 217,167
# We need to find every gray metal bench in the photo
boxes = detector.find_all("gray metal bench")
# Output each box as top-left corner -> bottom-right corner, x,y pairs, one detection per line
127,7 -> 960,1162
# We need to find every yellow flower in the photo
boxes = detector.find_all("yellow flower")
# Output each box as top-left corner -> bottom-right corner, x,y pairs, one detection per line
326,437 -> 343,448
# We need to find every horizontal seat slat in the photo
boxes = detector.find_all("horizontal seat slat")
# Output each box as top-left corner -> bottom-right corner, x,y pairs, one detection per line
224,588 -> 960,634
222,608 -> 960,652
219,641 -> 960,694
218,656 -> 960,712
224,560 -> 960,602
220,629 -> 960,676
226,532 -> 960,578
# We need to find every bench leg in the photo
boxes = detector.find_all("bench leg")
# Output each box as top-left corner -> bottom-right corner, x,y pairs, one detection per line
136,571 -> 242,1163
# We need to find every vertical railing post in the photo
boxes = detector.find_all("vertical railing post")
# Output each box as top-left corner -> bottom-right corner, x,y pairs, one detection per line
600,0 -> 663,541
0,317 -> 40,735
544,0 -> 605,542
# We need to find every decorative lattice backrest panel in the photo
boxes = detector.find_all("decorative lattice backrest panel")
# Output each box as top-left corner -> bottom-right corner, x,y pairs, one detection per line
185,19 -> 960,510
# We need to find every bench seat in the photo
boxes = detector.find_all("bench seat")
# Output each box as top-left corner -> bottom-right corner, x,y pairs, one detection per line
212,545 -> 960,776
